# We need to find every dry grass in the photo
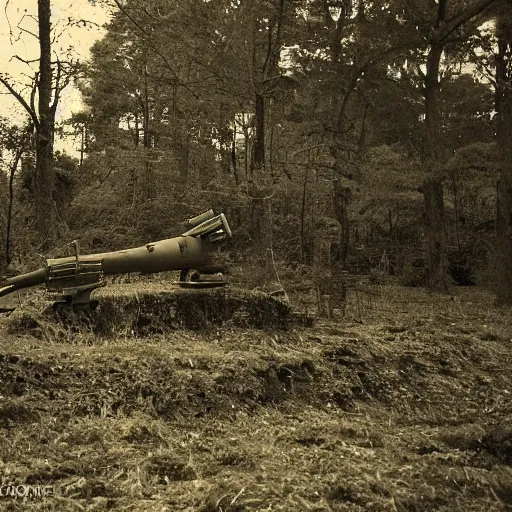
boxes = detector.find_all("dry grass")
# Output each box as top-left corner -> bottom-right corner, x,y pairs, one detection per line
5,284 -> 292,341
0,283 -> 511,510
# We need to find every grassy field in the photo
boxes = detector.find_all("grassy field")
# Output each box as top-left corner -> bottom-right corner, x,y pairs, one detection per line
0,283 -> 511,511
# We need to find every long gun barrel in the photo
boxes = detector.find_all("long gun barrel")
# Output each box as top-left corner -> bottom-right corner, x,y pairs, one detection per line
0,210 -> 232,305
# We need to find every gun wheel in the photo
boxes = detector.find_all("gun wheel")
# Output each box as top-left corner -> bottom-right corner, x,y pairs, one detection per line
180,269 -> 201,282
178,269 -> 228,288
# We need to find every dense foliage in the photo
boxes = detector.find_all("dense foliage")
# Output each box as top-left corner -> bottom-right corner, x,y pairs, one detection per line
1,0 -> 512,299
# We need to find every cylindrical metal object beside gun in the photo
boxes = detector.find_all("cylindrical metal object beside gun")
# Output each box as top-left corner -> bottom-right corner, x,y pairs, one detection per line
0,210 -> 232,308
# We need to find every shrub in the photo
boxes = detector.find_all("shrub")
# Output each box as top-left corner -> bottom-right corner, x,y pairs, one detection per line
401,258 -> 428,287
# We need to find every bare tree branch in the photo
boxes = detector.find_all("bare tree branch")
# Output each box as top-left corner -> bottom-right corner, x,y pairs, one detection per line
11,55 -> 39,65
16,24 -> 39,40
435,0 -> 497,43
30,72 -> 39,117
50,60 -> 62,122
49,60 -> 72,125
4,0 -> 15,44
0,76 -> 39,128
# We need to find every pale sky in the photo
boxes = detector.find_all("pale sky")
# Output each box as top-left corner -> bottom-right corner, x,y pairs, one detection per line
0,0 -> 111,154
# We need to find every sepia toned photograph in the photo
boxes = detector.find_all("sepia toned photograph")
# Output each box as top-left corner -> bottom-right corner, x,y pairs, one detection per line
0,0 -> 511,510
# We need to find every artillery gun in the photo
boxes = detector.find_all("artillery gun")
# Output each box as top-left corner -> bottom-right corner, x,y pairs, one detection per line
0,210 -> 232,310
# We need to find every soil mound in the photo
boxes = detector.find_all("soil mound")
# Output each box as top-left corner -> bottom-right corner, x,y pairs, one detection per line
6,284 -> 292,338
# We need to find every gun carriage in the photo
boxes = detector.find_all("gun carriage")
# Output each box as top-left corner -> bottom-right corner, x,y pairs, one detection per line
0,210 -> 231,309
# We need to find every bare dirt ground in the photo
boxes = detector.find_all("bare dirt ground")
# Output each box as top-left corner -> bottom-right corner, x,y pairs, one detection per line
0,284 -> 511,511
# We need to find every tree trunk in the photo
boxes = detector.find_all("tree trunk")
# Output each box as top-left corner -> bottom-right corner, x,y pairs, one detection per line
134,112 -> 140,146
5,150 -> 24,265
248,0 -> 287,278
250,91 -> 266,240
301,168 -> 308,264
314,238 -> 333,318
419,0 -> 498,290
253,93 -> 265,167
231,123 -> 239,185
495,35 -> 512,304
35,0 -> 55,247
179,132 -> 190,187
243,117 -> 250,182
142,52 -> 151,149
79,124 -> 85,168
496,174 -> 512,304
422,41 -> 449,291
424,178 -> 448,290
333,178 -> 351,269
250,92 -> 272,277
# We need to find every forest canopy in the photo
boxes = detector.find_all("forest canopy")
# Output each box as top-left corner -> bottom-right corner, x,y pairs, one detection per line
1,0 -> 512,303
